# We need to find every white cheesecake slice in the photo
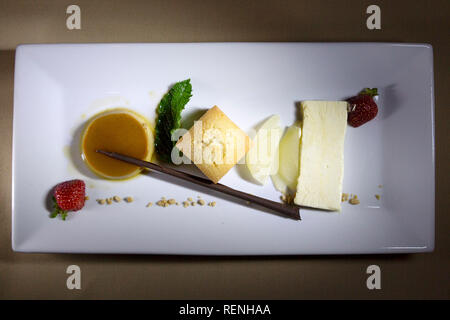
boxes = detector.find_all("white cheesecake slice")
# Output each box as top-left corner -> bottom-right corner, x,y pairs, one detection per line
294,101 -> 348,211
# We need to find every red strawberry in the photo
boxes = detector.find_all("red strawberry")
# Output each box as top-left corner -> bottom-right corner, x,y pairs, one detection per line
347,88 -> 379,127
51,179 -> 86,220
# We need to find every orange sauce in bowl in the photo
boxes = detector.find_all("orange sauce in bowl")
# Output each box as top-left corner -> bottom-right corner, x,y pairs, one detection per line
81,108 -> 154,179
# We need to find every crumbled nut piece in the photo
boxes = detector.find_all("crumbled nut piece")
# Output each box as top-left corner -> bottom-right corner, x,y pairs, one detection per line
187,197 -> 193,202
341,193 -> 349,202
208,201 -> 216,207
113,196 -> 121,202
168,198 -> 176,205
106,198 -> 112,205
280,194 -> 294,205
198,199 -> 205,206
157,199 -> 168,207
146,202 -> 153,207
182,201 -> 190,208
349,195 -> 360,205
191,202 -> 196,206
85,196 -> 89,200
161,197 -> 166,201
375,194 -> 381,200
97,199 -> 105,205
124,197 -> 133,203
176,202 -> 180,206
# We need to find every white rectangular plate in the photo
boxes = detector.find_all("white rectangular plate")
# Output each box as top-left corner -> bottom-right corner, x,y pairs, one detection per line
12,43 -> 435,254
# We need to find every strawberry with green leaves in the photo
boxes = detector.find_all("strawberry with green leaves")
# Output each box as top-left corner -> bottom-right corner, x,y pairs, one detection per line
347,88 -> 379,128
51,179 -> 86,220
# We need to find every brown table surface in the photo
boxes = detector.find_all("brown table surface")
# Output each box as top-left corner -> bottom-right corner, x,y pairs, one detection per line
0,0 -> 449,299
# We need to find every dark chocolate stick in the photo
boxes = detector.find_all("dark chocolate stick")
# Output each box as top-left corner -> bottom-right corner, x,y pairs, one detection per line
96,150 -> 300,220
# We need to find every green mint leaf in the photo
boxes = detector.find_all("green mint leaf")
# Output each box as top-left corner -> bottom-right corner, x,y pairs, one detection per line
155,79 -> 192,162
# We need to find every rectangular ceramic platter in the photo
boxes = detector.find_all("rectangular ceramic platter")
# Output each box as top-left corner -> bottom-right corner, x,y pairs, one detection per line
12,43 -> 435,254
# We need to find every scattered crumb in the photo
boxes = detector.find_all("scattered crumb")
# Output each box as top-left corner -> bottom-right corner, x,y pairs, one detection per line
246,201 -> 251,205
280,193 -> 294,205
161,197 -> 166,201
198,199 -> 205,206
168,198 -> 176,205
187,197 -> 193,202
375,194 -> 381,200
349,195 -> 360,205
208,201 -> 216,207
113,196 -> 121,202
106,198 -> 112,205
85,196 -> 89,200
182,201 -> 190,208
124,197 -> 133,203
176,202 -> 179,206
191,202 -> 196,206
97,199 -> 105,205
341,193 -> 349,202
146,202 -> 153,207
197,195 -> 202,198
157,199 -> 168,207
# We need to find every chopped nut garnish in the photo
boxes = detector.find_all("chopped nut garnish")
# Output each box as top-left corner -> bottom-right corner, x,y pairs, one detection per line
341,193 -> 349,202
106,198 -> 112,205
280,194 -> 294,205
113,196 -> 121,202
176,202 -> 179,206
208,201 -> 216,207
124,197 -> 133,203
157,199 -> 168,207
198,199 -> 205,206
191,202 -> 196,206
146,202 -> 153,207
85,196 -> 89,200
97,199 -> 105,205
182,201 -> 190,208
168,198 -> 176,205
187,197 -> 193,202
349,195 -> 360,205
375,194 -> 381,200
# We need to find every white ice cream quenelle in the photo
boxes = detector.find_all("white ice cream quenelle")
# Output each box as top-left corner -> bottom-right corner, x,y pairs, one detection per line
246,115 -> 282,185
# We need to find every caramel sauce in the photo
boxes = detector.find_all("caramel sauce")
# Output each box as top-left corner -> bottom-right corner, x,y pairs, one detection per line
81,109 -> 152,179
